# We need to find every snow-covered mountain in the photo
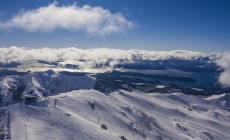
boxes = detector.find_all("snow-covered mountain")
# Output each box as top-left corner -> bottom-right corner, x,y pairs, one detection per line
7,90 -> 230,140
18,70 -> 95,99
0,70 -> 95,105
0,70 -> 229,140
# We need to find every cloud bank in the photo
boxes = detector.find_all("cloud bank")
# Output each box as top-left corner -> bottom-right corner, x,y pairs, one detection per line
3,46 -> 230,88
216,52 -> 230,87
0,2 -> 133,35
0,46 -> 206,69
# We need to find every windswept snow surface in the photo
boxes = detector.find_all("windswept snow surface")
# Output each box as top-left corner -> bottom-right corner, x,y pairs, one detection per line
206,93 -> 230,111
7,90 -> 230,140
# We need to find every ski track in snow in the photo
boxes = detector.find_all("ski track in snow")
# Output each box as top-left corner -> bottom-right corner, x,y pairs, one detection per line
20,105 -> 28,140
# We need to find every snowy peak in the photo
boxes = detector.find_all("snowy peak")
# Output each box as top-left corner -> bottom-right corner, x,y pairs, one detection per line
19,70 -> 96,99
45,69 -> 58,77
0,70 -> 96,103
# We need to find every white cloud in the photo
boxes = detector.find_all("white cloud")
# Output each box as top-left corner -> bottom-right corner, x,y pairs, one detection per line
1,46 -> 230,88
216,52 -> 230,87
0,46 -> 206,70
0,2 -> 133,35
218,70 -> 230,87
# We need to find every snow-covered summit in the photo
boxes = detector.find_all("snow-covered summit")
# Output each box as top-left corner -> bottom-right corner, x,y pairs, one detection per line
19,70 -> 96,99
0,70 -> 96,104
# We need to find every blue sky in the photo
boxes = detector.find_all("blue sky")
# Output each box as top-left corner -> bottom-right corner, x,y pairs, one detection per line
0,0 -> 229,52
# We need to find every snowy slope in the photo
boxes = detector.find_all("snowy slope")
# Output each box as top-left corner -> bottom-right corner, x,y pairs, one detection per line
0,70 -> 95,101
19,70 -> 95,99
0,76 -> 18,106
206,93 -> 230,111
7,90 -> 230,140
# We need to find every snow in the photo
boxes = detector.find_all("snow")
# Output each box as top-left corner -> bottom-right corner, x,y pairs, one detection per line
155,85 -> 165,89
192,88 -> 204,91
0,76 -> 18,105
206,93 -> 230,111
17,70 -> 96,100
0,70 -> 229,140
6,90 -> 230,140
